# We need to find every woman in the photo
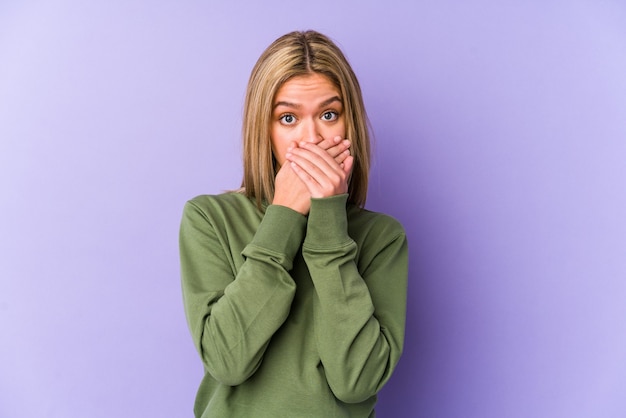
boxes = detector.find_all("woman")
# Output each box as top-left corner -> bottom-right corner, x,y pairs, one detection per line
180,30 -> 408,417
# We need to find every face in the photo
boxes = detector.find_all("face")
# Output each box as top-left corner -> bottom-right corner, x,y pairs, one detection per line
270,73 -> 346,167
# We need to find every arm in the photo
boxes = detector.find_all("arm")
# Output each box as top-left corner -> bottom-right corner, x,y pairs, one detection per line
286,138 -> 408,401
303,195 -> 408,403
179,199 -> 306,385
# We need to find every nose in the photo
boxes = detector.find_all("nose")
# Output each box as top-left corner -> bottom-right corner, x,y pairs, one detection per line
301,119 -> 323,143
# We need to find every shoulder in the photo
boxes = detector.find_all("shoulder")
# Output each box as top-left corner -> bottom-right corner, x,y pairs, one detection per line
183,192 -> 264,227
347,205 -> 404,234
182,192 -> 249,223
185,192 -> 254,214
347,205 -> 406,242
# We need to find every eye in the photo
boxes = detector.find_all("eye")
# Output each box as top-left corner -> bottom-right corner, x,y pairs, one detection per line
321,111 -> 338,121
279,114 -> 296,125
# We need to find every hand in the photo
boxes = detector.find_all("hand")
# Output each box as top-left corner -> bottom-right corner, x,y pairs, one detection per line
272,142 -> 312,215
315,136 -> 352,167
285,140 -> 354,199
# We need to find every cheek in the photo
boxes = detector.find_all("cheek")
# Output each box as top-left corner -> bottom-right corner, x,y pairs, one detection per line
334,118 -> 347,138
270,129 -> 290,165
270,137 -> 281,159
270,130 -> 287,151
319,120 -> 346,139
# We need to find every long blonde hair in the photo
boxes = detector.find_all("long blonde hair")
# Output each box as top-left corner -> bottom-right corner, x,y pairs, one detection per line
241,30 -> 371,209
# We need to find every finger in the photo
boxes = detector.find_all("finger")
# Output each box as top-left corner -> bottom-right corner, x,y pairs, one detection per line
289,161 -> 341,198
341,155 -> 354,176
289,141 -> 353,182
273,163 -> 312,214
286,140 -> 299,153
289,162 -> 318,197
333,148 -> 351,165
286,149 -> 333,180
296,141 -> 345,172
309,136 -> 351,160
288,149 -> 341,185
315,135 -> 342,151
289,157 -> 349,198
325,138 -> 352,159
286,149 -> 348,195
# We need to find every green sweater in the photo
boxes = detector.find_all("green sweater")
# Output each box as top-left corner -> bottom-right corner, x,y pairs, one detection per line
179,192 -> 408,418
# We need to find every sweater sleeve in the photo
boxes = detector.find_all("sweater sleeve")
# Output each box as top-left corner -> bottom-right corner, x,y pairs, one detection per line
180,199 -> 306,386
302,194 -> 408,403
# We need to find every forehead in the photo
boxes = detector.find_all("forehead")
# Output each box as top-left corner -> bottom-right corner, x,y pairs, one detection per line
274,73 -> 340,102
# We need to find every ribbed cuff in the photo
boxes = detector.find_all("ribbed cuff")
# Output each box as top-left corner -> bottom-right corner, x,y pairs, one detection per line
246,204 -> 307,263
304,194 -> 351,248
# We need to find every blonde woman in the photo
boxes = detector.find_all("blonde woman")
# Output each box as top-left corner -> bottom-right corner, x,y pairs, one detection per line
180,30 -> 408,417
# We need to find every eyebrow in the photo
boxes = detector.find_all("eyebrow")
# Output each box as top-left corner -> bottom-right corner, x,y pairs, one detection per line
273,95 -> 342,110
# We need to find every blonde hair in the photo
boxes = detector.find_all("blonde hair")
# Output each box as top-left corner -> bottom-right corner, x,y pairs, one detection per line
241,30 -> 371,209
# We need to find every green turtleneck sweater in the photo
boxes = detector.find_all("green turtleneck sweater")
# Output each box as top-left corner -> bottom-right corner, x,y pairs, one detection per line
179,192 -> 408,418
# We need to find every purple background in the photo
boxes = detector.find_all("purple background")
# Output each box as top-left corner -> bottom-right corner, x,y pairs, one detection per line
1,1 -> 625,417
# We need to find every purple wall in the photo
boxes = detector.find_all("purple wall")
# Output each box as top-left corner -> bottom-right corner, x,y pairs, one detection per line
1,1 -> 625,417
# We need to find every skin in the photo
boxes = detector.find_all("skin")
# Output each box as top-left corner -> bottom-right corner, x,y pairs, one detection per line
271,73 -> 354,215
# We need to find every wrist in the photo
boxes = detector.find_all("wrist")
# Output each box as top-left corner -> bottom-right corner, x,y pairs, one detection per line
304,194 -> 351,247
272,195 -> 310,215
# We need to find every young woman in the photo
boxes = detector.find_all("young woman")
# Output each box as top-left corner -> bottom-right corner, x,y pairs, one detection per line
180,30 -> 408,418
